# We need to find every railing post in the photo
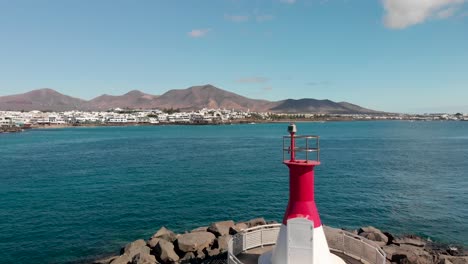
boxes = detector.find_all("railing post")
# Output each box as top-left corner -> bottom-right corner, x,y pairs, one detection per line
361,240 -> 365,262
317,137 -> 320,161
343,232 -> 346,254
261,229 -> 264,248
243,232 -> 246,251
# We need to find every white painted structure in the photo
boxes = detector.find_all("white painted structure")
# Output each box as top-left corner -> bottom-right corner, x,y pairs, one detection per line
227,224 -> 386,264
259,221 -> 345,264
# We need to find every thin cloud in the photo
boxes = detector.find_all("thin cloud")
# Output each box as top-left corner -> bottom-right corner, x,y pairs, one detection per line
262,86 -> 273,91
188,28 -> 211,38
224,14 -> 249,22
236,77 -> 269,83
256,14 -> 275,22
306,81 -> 330,86
280,0 -> 296,4
382,0 -> 466,29
436,7 -> 458,18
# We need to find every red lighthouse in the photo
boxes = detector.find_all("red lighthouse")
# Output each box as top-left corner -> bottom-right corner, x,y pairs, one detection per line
259,123 -> 345,264
283,123 -> 322,227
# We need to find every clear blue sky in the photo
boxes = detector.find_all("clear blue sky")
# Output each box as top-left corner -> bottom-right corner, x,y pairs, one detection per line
0,0 -> 467,113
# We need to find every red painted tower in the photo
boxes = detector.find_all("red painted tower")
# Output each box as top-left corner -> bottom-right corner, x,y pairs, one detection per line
283,123 -> 322,228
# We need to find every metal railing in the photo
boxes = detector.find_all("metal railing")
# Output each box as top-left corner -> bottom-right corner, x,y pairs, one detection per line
323,226 -> 386,264
228,224 -> 386,264
228,224 -> 281,264
282,135 -> 320,162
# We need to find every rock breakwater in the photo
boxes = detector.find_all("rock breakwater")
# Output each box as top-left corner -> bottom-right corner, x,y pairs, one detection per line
0,126 -> 22,133
93,218 -> 467,264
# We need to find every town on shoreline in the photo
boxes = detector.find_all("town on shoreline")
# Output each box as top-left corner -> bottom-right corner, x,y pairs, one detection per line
1,108 -> 468,133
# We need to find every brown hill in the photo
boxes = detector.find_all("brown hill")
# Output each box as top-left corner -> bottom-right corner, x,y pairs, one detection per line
151,84 -> 274,111
270,99 -> 377,114
83,90 -> 159,110
0,85 -> 379,114
337,102 -> 377,114
0,88 -> 86,111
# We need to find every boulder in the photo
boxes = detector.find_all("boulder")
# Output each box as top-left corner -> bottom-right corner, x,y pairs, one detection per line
383,244 -> 433,264
230,223 -> 249,234
196,249 -> 206,259
248,218 -> 266,227
110,254 -> 131,264
191,226 -> 208,233
217,235 -> 231,252
180,252 -> 196,263
122,240 -> 151,259
147,237 -> 161,249
93,256 -> 119,264
154,239 -> 179,262
131,253 -> 157,264
177,232 -> 216,252
358,226 -> 389,247
151,227 -> 177,243
446,246 -> 465,256
208,248 -> 220,257
393,237 -> 427,248
439,255 -> 468,264
208,220 -> 235,237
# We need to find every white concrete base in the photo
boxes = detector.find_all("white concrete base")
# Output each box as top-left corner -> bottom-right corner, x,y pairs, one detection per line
259,224 -> 346,264
330,253 -> 346,264
258,251 -> 273,264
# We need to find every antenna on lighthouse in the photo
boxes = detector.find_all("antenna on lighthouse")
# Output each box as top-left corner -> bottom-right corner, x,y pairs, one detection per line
288,123 -> 297,162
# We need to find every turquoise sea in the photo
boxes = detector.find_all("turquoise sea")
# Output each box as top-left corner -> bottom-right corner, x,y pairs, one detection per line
0,122 -> 467,263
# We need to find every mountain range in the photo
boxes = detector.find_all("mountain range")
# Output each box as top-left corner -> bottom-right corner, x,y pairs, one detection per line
0,85 -> 378,114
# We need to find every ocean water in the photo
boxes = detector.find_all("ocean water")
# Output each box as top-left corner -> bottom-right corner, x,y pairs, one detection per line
0,121 -> 467,264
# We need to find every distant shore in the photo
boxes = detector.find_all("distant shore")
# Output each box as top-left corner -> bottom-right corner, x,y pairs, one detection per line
0,126 -> 23,133
2,118 -> 467,134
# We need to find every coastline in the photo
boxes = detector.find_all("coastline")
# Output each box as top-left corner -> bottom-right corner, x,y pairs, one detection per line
2,118 -> 465,134
91,218 -> 467,264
